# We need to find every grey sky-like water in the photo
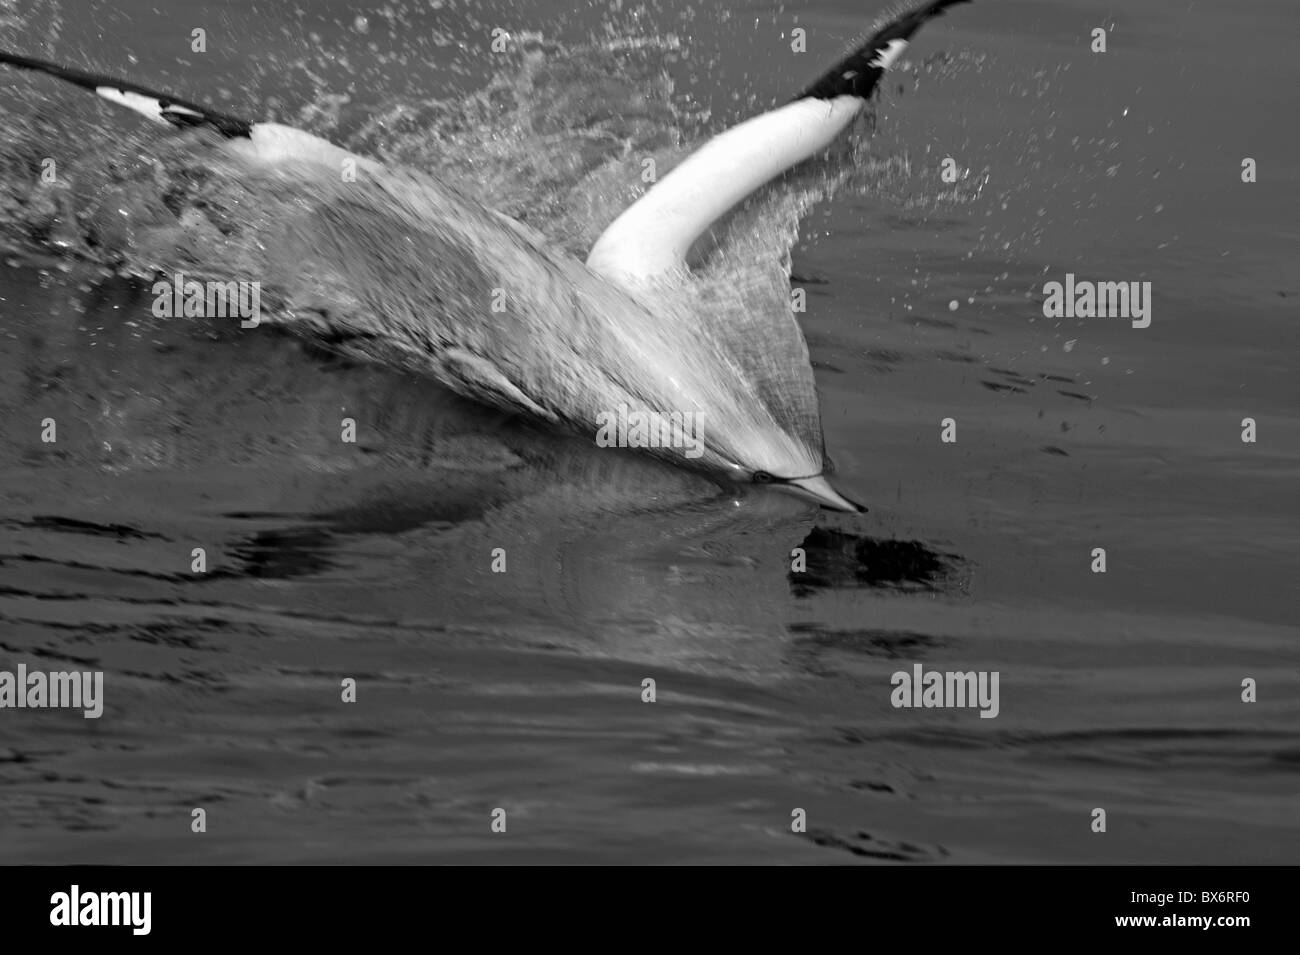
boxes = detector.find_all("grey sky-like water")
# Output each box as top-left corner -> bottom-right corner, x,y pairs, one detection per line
0,0 -> 1296,863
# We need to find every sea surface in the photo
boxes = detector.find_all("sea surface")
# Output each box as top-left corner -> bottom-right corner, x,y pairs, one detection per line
0,0 -> 1296,863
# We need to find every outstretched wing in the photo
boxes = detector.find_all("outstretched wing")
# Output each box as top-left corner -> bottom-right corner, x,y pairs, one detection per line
0,50 -> 253,137
585,0 -> 970,285
0,49 -> 382,174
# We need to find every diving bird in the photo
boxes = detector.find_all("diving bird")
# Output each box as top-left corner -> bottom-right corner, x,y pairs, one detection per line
0,0 -> 970,512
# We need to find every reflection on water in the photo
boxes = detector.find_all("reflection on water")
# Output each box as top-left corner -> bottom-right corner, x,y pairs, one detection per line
788,527 -> 959,596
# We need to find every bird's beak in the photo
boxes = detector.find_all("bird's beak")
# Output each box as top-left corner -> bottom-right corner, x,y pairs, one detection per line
773,474 -> 867,513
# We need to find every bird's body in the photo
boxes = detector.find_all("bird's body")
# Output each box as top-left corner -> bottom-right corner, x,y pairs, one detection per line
258,159 -> 827,483
0,0 -> 971,512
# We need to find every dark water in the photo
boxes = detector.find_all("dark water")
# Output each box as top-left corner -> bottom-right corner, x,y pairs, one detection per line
1,0 -> 1297,863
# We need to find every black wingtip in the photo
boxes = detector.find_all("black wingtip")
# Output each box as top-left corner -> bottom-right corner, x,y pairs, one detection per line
0,49 -> 253,139
797,0 -> 971,102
